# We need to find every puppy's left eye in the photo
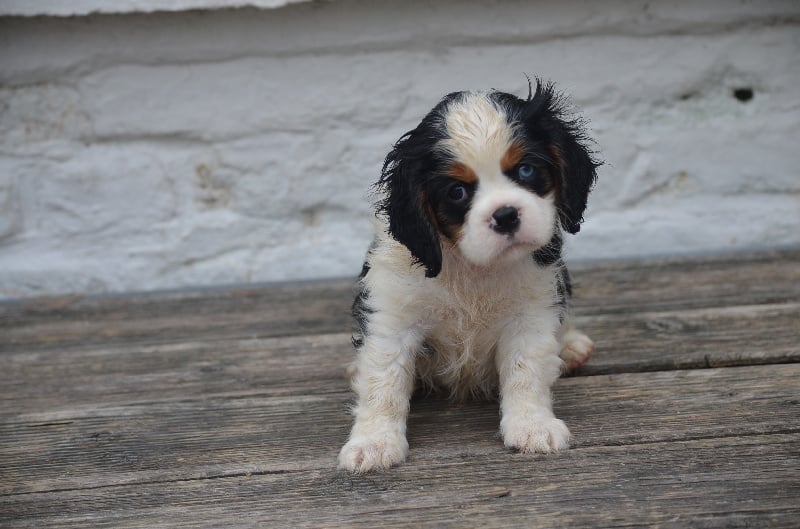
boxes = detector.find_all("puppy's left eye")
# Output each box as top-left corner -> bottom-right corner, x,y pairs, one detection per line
517,164 -> 536,182
513,163 -> 551,195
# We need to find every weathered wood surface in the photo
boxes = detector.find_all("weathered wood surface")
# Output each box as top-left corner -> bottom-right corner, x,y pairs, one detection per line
1,248 -> 799,528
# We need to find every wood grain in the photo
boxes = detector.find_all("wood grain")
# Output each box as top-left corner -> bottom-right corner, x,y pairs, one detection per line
1,248 -> 799,528
3,434 -> 798,528
2,303 -> 796,416
2,248 -> 797,352
2,365 -> 797,496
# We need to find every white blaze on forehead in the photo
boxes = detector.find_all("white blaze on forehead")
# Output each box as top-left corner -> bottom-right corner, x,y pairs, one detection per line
439,93 -> 516,179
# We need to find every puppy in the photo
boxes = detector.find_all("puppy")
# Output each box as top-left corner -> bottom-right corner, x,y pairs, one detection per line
339,80 -> 600,473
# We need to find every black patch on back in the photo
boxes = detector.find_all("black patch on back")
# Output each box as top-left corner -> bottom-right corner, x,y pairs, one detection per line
351,246 -> 375,349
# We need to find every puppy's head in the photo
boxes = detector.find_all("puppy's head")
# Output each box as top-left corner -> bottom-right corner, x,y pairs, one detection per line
377,80 -> 600,278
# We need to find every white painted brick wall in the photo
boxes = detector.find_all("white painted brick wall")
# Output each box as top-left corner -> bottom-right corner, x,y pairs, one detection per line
1,0 -> 799,298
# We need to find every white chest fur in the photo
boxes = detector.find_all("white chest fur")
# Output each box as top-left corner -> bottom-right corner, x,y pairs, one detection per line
362,233 -> 560,400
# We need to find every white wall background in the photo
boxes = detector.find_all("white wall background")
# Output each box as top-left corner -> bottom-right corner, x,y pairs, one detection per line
1,0 -> 799,298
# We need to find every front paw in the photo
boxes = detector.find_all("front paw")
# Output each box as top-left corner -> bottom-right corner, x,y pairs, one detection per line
338,432 -> 409,473
501,414 -> 571,454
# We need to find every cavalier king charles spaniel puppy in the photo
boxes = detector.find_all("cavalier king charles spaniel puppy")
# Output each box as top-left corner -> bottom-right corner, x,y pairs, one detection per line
339,80 -> 600,473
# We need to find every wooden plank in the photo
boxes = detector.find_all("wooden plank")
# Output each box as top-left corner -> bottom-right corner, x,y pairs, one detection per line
574,302 -> 800,375
2,364 -> 798,496
2,302 -> 797,416
0,279 -> 356,353
569,246 -> 800,315
2,434 -> 798,528
0,333 -> 353,421
1,248 -> 798,351
0,249 -> 798,528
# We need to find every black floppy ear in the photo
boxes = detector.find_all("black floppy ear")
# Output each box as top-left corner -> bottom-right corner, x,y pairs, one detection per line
376,130 -> 442,278
550,127 -> 600,234
521,79 -> 600,234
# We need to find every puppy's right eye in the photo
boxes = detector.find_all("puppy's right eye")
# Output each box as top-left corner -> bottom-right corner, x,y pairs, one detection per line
447,184 -> 470,204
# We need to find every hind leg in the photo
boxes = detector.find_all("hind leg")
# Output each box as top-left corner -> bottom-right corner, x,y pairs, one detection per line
560,325 -> 594,374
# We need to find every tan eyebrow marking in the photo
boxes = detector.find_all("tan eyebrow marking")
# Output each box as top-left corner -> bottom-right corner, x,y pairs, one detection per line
501,142 -> 527,172
447,162 -> 477,184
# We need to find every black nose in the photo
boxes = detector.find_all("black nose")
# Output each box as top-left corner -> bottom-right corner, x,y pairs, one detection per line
491,206 -> 520,235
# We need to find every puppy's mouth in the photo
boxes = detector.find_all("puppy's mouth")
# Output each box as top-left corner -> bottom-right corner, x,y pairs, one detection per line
457,208 -> 551,267
494,235 -> 543,258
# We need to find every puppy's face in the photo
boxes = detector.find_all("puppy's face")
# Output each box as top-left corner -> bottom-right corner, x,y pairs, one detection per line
378,82 -> 599,277
429,94 -> 559,267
